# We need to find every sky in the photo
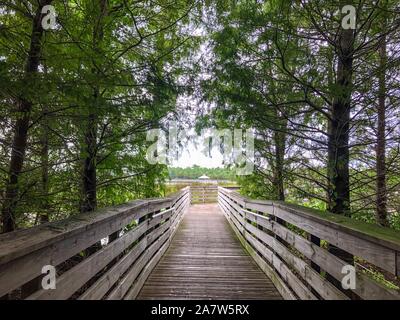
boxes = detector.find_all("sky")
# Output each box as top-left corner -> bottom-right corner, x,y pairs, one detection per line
171,139 -> 224,168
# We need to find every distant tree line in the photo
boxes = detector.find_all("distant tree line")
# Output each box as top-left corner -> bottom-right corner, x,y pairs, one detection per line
168,166 -> 236,180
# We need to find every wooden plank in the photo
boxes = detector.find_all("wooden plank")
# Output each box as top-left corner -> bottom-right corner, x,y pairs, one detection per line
173,198 -> 188,223
244,209 -> 273,229
220,198 -> 245,234
270,249 -> 317,300
148,208 -> 174,229
221,186 -> 400,252
217,190 -> 275,214
107,201 -> 189,300
241,207 -> 400,300
222,192 -> 336,300
170,190 -> 189,210
218,188 -> 246,206
220,188 -> 400,299
0,215 -> 142,297
246,223 -> 348,300
245,231 -> 275,263
0,193 -> 185,297
137,204 -> 282,300
79,195 -> 189,300
107,229 -> 171,300
274,206 -> 397,275
78,238 -> 148,300
269,216 -> 400,300
240,229 -> 316,300
7,185 -> 399,301
218,192 -> 245,220
0,200 -> 147,265
124,238 -> 171,299
27,222 -> 149,300
174,193 -> 189,214
219,192 -> 244,214
222,205 -> 295,300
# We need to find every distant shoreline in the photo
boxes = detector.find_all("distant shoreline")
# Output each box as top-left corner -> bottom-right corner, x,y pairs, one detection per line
166,178 -> 237,185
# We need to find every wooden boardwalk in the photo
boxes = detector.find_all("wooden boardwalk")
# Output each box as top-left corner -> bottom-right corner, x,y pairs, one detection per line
137,204 -> 282,300
2,187 -> 399,300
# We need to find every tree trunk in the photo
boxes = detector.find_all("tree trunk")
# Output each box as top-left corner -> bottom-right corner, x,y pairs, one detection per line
326,14 -> 355,295
81,0 -> 108,257
80,0 -> 107,214
81,109 -> 98,213
375,10 -> 389,227
39,104 -> 50,224
272,117 -> 286,201
327,29 -> 354,217
1,1 -> 53,233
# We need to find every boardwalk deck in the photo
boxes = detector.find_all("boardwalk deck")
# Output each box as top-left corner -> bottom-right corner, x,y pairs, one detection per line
137,204 -> 282,300
1,187 -> 399,300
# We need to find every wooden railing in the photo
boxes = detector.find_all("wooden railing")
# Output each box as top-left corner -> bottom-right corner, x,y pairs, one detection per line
0,187 -> 190,300
190,185 -> 218,204
218,187 -> 400,300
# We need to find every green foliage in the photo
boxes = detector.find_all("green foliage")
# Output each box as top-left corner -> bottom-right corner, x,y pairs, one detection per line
168,165 -> 236,181
199,0 -> 400,230
0,0 -> 202,229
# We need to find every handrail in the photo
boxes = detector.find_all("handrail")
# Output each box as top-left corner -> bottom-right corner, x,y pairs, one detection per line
190,185 -> 218,204
0,187 -> 190,300
2,186 -> 398,300
218,187 -> 400,300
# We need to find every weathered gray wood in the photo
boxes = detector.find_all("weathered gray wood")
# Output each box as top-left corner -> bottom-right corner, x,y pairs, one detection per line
218,187 -> 246,206
78,238 -> 148,300
147,220 -> 172,245
107,229 -> 172,299
137,203 -> 282,300
273,200 -> 400,252
274,206 -> 397,275
265,213 -> 400,300
220,197 -> 317,300
148,208 -> 174,229
220,197 -> 309,299
0,200 -> 146,265
270,248 -> 318,300
79,191 -> 189,300
219,187 -> 273,213
0,187 -> 190,299
219,187 -> 400,300
107,190 -> 190,300
218,198 -> 243,228
0,197 -> 180,297
125,238 -> 171,299
191,186 -> 218,204
0,191 -> 185,267
2,184 -> 398,300
245,223 -> 348,300
222,205 -> 295,300
223,186 -> 400,271
27,222 -> 149,300
220,200 -> 303,299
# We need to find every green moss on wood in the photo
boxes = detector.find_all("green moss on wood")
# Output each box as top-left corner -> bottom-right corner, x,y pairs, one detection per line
281,202 -> 400,247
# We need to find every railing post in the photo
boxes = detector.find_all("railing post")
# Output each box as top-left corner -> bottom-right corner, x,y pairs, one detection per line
310,235 -> 321,273
217,187 -> 400,300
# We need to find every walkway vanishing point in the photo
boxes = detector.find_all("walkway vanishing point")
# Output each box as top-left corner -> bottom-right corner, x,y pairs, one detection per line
138,203 -> 281,300
1,186 -> 400,300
